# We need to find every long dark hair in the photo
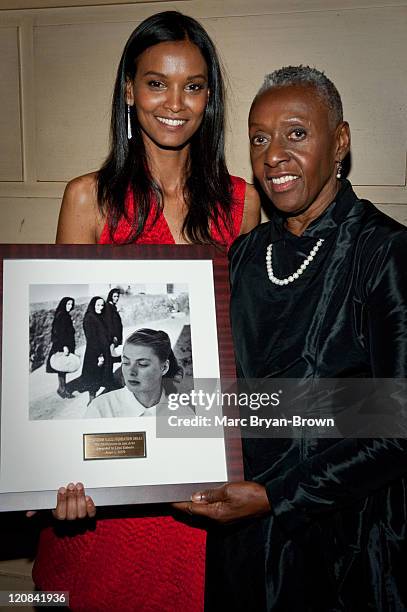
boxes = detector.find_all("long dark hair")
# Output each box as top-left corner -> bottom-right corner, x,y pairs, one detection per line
97,10 -> 233,244
85,296 -> 105,316
55,296 -> 75,314
107,288 -> 120,303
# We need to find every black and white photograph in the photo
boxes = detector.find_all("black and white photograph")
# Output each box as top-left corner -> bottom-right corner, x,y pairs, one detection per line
29,282 -> 193,420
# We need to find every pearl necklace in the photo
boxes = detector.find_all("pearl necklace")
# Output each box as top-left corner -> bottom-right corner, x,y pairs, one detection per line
266,238 -> 324,285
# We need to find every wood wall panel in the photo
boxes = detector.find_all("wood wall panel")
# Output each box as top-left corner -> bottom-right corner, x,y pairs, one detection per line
204,7 -> 407,187
377,204 -> 407,227
34,21 -> 135,181
0,197 -> 59,242
32,4 -> 407,186
0,0 -> 187,8
0,27 -> 23,182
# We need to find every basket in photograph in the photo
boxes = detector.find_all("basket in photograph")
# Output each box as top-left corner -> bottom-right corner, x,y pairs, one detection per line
50,351 -> 80,373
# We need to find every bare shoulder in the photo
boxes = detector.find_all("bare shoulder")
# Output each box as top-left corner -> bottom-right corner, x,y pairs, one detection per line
56,172 -> 106,244
64,173 -> 97,205
240,182 -> 261,234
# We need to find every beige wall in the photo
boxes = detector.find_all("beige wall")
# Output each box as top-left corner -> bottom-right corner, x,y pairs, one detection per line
0,0 -> 406,241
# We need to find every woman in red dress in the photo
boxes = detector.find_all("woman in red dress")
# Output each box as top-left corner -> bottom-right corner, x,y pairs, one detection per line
32,10 -> 259,612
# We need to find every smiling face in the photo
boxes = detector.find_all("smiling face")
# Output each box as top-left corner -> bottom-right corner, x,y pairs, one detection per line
122,342 -> 169,400
111,292 -> 119,304
249,84 -> 350,219
94,298 -> 104,315
126,40 -> 209,150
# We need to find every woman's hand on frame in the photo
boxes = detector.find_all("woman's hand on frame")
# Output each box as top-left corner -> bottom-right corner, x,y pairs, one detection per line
174,481 -> 271,524
26,482 -> 96,520
53,482 -> 96,520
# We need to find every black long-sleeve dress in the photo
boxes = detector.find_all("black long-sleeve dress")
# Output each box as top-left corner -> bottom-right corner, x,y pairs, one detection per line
103,301 -> 123,346
205,180 -> 407,612
81,310 -> 112,394
46,308 -> 75,374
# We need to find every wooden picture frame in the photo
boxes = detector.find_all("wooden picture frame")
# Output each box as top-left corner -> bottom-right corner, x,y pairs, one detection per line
0,244 -> 243,511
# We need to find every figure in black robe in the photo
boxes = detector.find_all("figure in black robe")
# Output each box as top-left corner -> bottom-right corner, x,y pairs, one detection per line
104,288 -> 123,356
81,296 -> 113,404
46,296 -> 76,399
205,181 -> 407,612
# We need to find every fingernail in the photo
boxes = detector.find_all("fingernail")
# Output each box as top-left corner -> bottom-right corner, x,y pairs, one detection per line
58,487 -> 66,495
191,492 -> 202,502
68,483 -> 75,491
76,483 -> 84,491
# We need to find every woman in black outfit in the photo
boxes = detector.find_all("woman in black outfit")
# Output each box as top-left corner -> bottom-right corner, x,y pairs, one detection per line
46,296 -> 76,399
178,66 -> 407,612
81,296 -> 112,405
104,288 -> 123,353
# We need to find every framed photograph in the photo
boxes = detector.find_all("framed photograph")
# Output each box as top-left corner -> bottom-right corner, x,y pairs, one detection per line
0,244 -> 243,511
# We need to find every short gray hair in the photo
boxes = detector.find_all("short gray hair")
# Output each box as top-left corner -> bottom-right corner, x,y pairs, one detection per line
258,65 -> 343,127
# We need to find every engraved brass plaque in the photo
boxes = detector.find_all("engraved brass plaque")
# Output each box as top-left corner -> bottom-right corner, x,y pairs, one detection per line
83,432 -> 146,460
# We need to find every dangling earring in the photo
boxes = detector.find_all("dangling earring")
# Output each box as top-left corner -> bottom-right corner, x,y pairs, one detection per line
336,160 -> 342,179
127,104 -> 132,140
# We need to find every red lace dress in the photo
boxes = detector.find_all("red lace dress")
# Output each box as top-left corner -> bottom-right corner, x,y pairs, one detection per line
32,176 -> 246,612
